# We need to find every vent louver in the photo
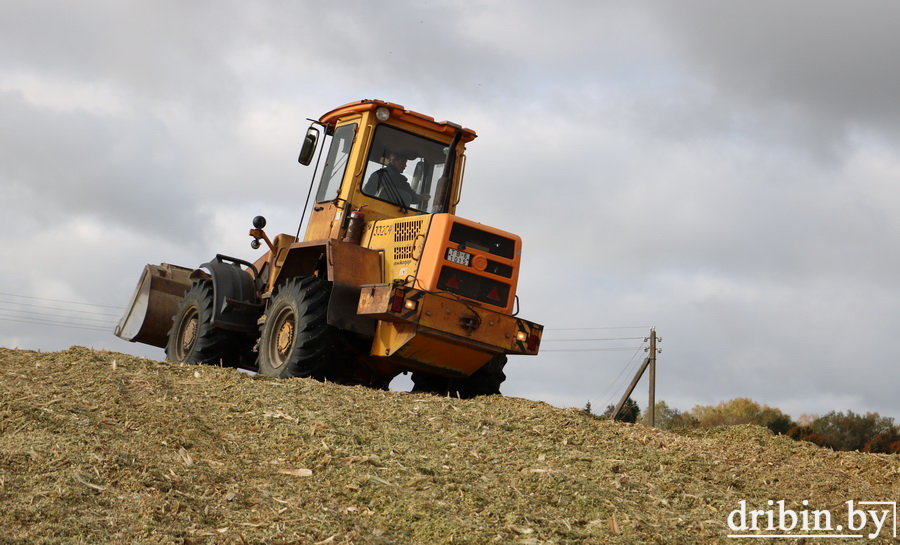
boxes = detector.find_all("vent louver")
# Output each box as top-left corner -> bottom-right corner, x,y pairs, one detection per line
393,219 -> 424,261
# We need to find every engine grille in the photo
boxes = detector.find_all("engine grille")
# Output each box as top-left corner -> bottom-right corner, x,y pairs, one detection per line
393,219 -> 424,261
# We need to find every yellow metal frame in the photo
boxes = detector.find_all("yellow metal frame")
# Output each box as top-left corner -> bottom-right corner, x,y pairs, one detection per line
358,283 -> 542,376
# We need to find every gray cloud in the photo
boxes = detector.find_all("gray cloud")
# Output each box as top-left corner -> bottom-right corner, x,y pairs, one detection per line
648,1 -> 900,154
0,89 -> 214,243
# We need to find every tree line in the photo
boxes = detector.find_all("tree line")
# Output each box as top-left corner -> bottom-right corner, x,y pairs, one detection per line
588,397 -> 900,454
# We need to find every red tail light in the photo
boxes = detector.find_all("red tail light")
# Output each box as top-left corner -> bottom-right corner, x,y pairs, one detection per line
390,288 -> 405,313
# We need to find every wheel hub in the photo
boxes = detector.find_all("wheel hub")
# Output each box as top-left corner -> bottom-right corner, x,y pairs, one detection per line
181,315 -> 198,352
276,320 -> 294,359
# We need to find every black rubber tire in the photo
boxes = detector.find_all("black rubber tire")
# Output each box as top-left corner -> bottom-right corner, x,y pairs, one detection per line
411,354 -> 508,398
410,372 -> 448,395
165,280 -> 234,365
256,276 -> 343,380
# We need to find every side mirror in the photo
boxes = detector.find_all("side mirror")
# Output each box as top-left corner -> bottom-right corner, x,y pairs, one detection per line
298,126 -> 320,166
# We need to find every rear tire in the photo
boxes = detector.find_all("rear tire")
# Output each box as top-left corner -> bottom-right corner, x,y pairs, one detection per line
411,354 -> 507,398
166,280 -> 234,365
256,276 -> 343,380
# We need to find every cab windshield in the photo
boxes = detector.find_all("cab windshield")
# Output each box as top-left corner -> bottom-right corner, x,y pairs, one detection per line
361,125 -> 450,214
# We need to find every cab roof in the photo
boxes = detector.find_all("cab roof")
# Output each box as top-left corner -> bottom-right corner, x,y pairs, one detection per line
318,99 -> 478,143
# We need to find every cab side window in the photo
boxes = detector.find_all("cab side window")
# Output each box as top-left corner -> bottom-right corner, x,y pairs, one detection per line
315,123 -> 357,203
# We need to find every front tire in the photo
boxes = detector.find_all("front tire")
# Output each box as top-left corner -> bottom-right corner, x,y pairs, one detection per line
166,280 -> 234,365
256,276 -> 343,380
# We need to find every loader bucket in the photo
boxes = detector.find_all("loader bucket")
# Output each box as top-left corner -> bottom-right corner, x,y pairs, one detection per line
114,263 -> 195,348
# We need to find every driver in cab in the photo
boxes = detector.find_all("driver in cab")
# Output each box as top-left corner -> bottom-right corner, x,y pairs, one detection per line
363,150 -> 430,209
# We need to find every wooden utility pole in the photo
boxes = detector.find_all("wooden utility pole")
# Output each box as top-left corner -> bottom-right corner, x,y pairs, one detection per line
611,328 -> 659,426
647,329 -> 657,427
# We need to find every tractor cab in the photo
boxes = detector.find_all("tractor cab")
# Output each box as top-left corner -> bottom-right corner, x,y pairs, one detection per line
300,100 -> 476,242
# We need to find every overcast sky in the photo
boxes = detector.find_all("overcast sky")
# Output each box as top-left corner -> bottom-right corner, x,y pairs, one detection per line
3,0 -> 899,421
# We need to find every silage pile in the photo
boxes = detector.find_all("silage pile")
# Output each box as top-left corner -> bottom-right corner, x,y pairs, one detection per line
1,346 -> 898,545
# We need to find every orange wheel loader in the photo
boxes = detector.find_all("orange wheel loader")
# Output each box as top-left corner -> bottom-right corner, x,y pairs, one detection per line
115,100 -> 542,397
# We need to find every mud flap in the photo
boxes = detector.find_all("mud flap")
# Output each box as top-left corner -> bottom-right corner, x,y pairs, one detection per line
114,263 -> 195,348
201,255 -> 262,332
328,282 -> 377,336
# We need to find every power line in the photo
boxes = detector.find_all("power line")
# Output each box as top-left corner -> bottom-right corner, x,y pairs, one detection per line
0,308 -> 118,326
539,332 -> 646,352
0,301 -> 121,319
540,347 -> 642,353
1,292 -> 654,366
537,325 -> 655,410
0,292 -> 124,310
545,326 -> 652,332
598,343 -> 648,411
0,315 -> 114,332
0,293 -> 122,334
541,336 -> 645,342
